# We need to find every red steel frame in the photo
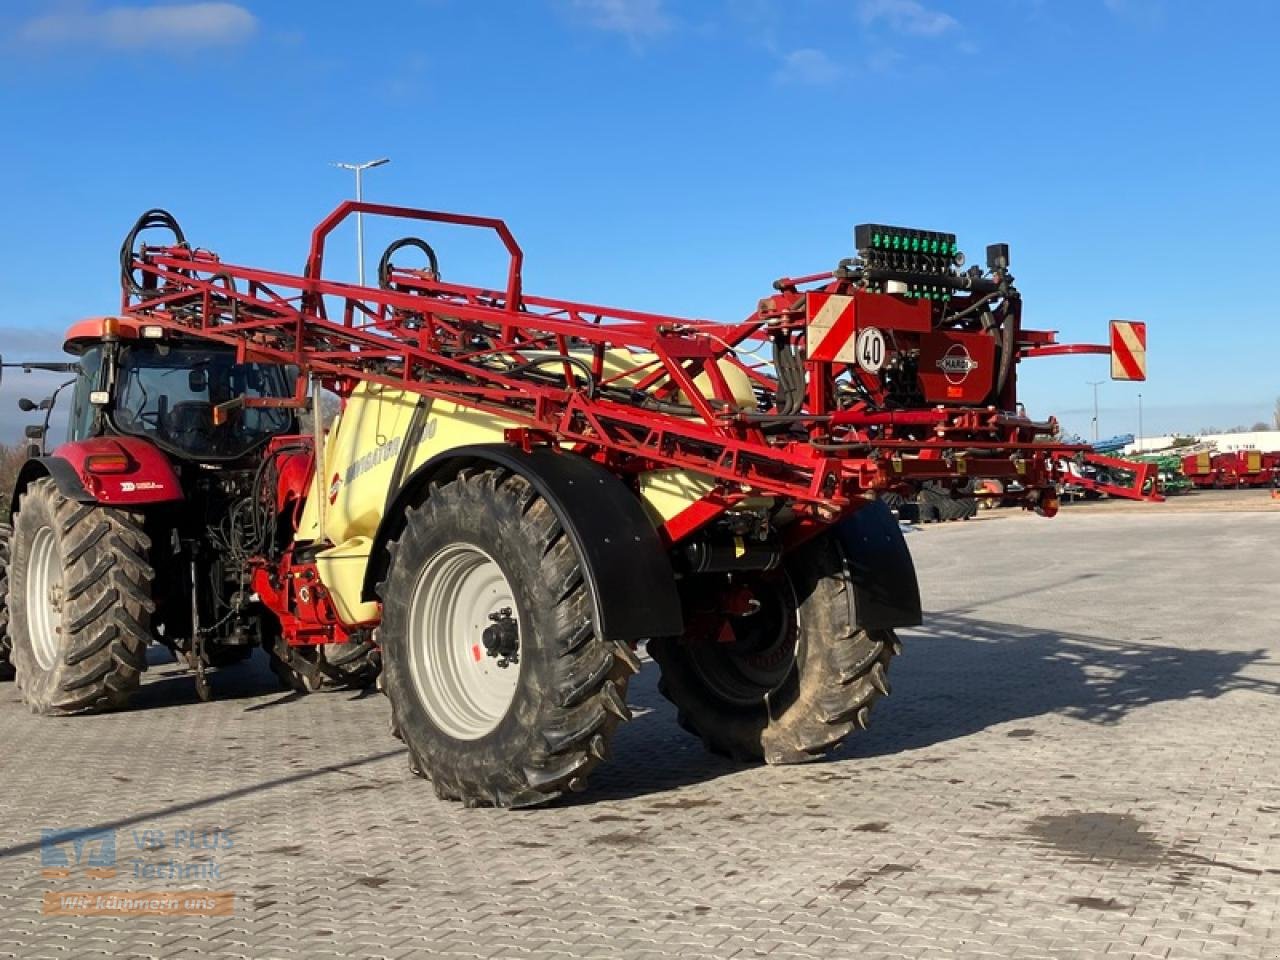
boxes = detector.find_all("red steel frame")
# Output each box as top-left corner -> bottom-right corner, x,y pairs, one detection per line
118,201 -> 1108,539
1069,453 -> 1164,503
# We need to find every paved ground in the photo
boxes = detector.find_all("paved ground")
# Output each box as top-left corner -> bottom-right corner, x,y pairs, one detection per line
1064,487 -> 1280,514
1,507 -> 1278,959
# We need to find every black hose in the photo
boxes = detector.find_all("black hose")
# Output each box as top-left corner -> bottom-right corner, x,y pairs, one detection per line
993,307 -> 1015,400
942,290 -> 1001,326
505,355 -> 598,398
772,335 -> 805,416
378,236 -> 440,289
121,209 -> 187,299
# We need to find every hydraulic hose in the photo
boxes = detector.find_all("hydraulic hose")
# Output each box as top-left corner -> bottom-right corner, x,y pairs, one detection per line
120,209 -> 187,299
772,335 -> 805,416
378,236 -> 440,289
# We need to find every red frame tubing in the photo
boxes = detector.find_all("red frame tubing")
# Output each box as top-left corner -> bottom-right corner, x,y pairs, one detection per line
247,435 -> 382,645
1070,453 -> 1165,503
118,202 -> 1099,534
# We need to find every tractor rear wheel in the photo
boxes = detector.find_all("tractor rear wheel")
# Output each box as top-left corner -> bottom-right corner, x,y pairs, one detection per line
8,478 -> 153,714
379,468 -> 635,807
0,521 -> 13,681
649,530 -> 898,764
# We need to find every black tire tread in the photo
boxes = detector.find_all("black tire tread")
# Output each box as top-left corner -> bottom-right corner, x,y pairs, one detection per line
650,533 -> 898,764
381,469 -> 634,807
11,479 -> 153,714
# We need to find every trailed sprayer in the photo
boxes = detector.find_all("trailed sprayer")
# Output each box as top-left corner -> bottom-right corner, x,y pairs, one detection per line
0,204 -> 1142,805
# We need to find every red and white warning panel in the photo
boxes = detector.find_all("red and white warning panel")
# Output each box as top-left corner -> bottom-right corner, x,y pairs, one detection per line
805,291 -> 931,364
1109,319 -> 1147,381
806,293 -> 857,363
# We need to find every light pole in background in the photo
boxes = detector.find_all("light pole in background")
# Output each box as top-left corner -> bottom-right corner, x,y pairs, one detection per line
1137,392 -> 1144,453
1088,380 -> 1105,442
332,157 -> 391,285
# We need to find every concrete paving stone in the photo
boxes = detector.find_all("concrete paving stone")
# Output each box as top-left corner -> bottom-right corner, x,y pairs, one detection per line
1,509 -> 1279,959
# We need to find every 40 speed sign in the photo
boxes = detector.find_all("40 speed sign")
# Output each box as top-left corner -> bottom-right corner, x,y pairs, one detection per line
855,327 -> 886,373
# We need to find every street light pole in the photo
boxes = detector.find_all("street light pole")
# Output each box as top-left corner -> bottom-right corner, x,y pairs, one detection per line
1087,380 -> 1105,442
332,157 -> 391,286
1137,392 -> 1143,453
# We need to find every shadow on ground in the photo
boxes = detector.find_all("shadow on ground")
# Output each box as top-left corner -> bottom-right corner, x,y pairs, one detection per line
571,612 -> 1276,801
841,612 -> 1276,759
3,612 -> 1269,821
124,647 -> 375,713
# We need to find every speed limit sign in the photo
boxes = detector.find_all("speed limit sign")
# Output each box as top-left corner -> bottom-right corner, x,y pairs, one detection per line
855,327 -> 886,373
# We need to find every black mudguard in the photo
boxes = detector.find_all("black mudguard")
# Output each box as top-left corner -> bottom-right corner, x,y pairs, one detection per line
363,444 -> 684,643
9,457 -> 92,517
830,500 -> 923,631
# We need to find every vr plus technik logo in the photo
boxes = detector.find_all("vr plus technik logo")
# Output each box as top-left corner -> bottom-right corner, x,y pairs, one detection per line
41,828 -> 117,879
40,826 -> 237,916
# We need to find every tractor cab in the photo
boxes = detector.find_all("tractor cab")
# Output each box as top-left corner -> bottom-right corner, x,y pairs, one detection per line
62,317 -> 297,460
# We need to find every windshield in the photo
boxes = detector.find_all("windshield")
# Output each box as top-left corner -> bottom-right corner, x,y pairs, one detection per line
114,344 -> 295,459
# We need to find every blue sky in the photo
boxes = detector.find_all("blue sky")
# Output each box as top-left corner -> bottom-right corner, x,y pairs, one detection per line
1,0 -> 1277,442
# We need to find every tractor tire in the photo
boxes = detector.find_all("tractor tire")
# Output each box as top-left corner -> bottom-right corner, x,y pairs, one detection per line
8,478 -> 153,714
266,637 -> 382,692
920,481 -> 975,522
0,521 -> 13,681
379,467 -> 636,808
952,477 -> 979,520
918,483 -> 951,522
648,530 -> 898,764
878,491 -> 905,516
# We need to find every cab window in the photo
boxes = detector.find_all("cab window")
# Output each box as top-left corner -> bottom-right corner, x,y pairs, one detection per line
67,347 -> 104,442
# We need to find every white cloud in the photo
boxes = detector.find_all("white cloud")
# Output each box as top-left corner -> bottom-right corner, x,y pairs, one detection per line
775,48 -> 844,85
565,0 -> 671,39
857,0 -> 958,37
19,3 -> 258,50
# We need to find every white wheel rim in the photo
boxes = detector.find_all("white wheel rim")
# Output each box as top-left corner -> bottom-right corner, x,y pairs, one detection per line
26,526 -> 62,671
407,544 -> 522,740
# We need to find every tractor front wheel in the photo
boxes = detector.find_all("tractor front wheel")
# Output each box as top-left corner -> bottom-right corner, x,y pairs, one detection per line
649,531 -> 898,764
379,468 -> 635,807
8,478 -> 153,714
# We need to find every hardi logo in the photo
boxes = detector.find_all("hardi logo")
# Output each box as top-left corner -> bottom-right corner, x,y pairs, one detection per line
937,344 -> 979,383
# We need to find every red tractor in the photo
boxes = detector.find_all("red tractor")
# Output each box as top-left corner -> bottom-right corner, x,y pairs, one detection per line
0,205 -> 1137,805
0,316 -> 379,705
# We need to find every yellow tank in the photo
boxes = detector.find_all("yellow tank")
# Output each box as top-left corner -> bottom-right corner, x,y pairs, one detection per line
298,351 -> 759,624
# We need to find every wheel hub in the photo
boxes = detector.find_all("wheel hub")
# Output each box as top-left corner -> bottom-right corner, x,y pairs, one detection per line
407,544 -> 522,741
25,526 -> 63,671
481,607 -> 520,668
689,576 -> 798,707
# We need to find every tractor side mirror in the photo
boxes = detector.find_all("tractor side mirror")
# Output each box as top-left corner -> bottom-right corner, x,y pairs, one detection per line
189,368 -> 209,392
18,397 -> 37,412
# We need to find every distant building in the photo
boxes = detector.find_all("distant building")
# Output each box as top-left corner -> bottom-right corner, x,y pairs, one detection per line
1125,430 -> 1280,455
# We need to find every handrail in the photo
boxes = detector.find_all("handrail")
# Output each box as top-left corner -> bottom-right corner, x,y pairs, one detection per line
303,201 -> 524,311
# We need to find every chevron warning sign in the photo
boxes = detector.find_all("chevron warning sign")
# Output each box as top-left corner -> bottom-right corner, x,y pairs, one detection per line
806,293 -> 856,363
1109,319 -> 1147,381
